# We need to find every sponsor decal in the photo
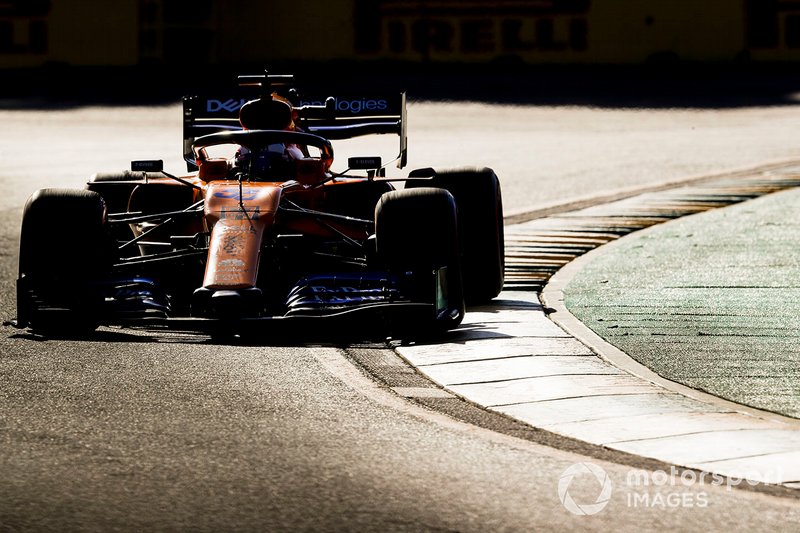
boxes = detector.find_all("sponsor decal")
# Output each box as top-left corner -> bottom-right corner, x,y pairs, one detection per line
217,225 -> 256,234
213,189 -> 258,201
219,206 -> 261,220
309,285 -> 385,304
206,98 -> 248,113
212,271 -> 241,281
300,97 -> 389,114
205,96 -> 392,116
221,233 -> 245,255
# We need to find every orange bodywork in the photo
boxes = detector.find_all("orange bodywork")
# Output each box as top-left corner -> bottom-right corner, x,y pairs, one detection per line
126,166 -> 371,296
202,181 -> 282,289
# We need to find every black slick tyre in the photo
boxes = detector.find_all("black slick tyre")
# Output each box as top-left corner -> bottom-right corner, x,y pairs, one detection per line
86,171 -> 159,242
407,167 -> 504,304
85,171 -> 152,215
375,187 -> 465,333
17,188 -> 117,335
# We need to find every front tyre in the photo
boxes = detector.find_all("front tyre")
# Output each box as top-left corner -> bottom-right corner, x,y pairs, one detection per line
375,187 -> 465,334
17,189 -> 117,335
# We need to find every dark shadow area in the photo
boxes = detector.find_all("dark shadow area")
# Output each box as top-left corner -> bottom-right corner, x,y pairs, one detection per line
5,327 -> 415,349
3,60 -> 800,109
3,320 -> 438,348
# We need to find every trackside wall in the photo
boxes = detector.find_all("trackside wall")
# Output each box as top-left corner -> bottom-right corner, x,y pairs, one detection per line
1,0 -> 799,68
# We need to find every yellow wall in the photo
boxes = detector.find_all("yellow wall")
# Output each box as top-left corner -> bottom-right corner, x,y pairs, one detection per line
212,0 -> 354,63
347,0 -> 746,64
746,0 -> 800,62
1,1 -> 798,68
588,0 -> 744,63
0,0 -> 138,68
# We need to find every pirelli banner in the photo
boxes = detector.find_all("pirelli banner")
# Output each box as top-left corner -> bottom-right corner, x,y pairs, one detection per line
354,0 -> 593,63
350,0 -> 745,64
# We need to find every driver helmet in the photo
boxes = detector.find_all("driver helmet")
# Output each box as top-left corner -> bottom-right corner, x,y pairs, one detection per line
234,143 -> 290,179
234,95 -> 299,180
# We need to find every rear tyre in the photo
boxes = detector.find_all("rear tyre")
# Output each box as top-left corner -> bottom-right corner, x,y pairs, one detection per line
407,167 -> 504,304
86,171 -> 147,242
17,188 -> 117,335
375,187 -> 465,333
85,171 -> 148,214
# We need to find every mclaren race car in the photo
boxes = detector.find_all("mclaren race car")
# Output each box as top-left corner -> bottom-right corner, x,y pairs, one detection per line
14,72 -> 504,340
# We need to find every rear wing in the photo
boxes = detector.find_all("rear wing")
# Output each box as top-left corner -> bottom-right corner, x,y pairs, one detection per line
182,91 -> 407,172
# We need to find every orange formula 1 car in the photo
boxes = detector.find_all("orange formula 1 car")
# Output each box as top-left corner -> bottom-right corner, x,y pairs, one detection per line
14,72 -> 504,341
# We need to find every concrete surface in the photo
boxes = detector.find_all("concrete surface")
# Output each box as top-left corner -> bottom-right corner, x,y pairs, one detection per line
398,166 -> 800,489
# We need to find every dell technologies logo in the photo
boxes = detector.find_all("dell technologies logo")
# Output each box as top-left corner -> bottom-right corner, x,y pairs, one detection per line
300,98 -> 388,114
206,98 -> 249,113
205,97 -> 388,114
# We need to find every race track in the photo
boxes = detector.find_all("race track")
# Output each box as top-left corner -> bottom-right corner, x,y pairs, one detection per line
1,96 -> 800,530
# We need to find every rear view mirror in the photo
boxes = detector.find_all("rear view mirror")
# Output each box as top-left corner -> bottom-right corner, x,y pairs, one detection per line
348,156 -> 382,170
131,160 -> 164,172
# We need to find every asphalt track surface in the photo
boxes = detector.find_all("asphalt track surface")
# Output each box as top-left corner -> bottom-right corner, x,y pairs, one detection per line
2,91 -> 800,530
